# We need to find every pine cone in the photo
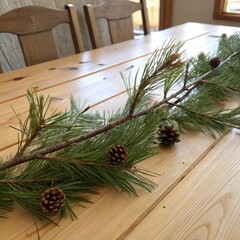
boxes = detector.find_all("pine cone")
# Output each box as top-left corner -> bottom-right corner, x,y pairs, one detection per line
107,145 -> 128,165
198,52 -> 206,61
209,57 -> 221,69
156,124 -> 180,146
221,33 -> 227,39
41,187 -> 65,215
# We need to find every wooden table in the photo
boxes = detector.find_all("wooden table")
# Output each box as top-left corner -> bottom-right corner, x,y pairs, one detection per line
0,22 -> 240,240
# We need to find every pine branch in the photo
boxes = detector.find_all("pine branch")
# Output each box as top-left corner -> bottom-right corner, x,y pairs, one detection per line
0,34 -> 240,228
0,49 -> 239,171
170,102 -> 240,135
201,79 -> 240,92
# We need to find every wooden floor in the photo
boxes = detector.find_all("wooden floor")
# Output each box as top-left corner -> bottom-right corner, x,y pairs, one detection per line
0,23 -> 240,240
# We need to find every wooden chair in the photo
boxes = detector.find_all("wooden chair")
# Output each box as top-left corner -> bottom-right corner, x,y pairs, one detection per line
159,0 -> 172,30
0,64 -> 3,73
0,4 -> 85,67
83,0 -> 150,49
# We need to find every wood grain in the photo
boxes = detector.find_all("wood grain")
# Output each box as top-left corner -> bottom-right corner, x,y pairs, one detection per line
0,23 -> 240,240
0,131 -> 220,240
1,23 -> 236,105
125,131 -> 240,240
0,0 -> 101,71
0,4 -> 84,67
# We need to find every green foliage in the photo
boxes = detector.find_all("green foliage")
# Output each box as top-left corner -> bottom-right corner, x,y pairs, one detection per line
169,33 -> 240,135
0,33 -> 240,235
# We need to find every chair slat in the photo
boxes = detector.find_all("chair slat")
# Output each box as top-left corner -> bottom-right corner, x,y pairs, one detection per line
109,18 -> 134,44
19,31 -> 59,66
66,4 -> 85,54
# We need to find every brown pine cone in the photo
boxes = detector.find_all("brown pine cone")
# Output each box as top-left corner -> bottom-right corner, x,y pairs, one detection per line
156,124 -> 180,146
107,145 -> 128,165
41,187 -> 65,215
209,57 -> 221,69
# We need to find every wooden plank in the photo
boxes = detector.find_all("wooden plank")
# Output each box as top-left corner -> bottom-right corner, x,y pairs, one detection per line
0,34 -> 226,151
0,69 -> 130,151
124,131 -> 240,240
1,24 -> 237,104
0,52 -> 151,104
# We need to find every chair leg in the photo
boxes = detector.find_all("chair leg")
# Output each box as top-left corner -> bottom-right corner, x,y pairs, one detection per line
159,0 -> 172,30
0,64 -> 3,73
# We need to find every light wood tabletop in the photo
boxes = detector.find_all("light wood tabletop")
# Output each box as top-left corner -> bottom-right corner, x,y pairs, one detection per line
0,22 -> 240,240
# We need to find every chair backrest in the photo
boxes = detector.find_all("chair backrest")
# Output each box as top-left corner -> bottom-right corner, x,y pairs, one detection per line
84,0 -> 150,49
0,4 -> 85,67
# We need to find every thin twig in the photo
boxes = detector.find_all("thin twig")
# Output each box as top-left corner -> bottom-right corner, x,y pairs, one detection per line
129,50 -> 183,115
183,62 -> 189,88
167,101 -> 239,129
201,79 -> 240,91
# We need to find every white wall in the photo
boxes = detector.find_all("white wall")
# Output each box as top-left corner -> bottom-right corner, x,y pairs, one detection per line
172,0 -> 240,27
